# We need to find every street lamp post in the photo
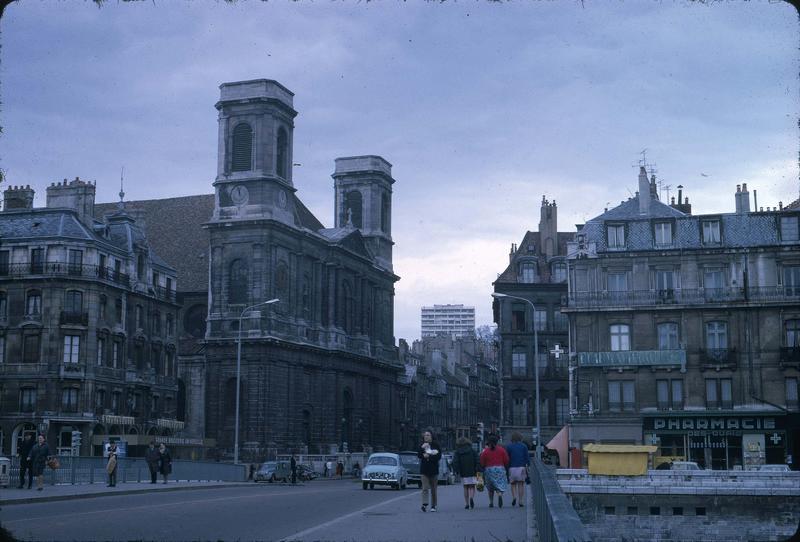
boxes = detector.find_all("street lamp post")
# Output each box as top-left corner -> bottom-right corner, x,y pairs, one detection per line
492,292 -> 541,461
234,298 -> 279,465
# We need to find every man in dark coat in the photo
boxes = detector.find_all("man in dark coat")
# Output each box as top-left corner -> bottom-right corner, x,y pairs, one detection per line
28,434 -> 51,491
417,430 -> 442,512
145,441 -> 161,484
17,433 -> 35,489
290,455 -> 298,484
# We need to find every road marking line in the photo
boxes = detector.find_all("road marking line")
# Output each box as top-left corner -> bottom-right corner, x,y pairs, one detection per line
280,491 -> 418,541
1,488 -> 336,524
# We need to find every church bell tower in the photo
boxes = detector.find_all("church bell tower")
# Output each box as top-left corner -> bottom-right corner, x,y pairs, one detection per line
211,79 -> 298,225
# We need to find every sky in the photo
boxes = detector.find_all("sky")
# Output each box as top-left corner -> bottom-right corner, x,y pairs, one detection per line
1,0 -> 798,343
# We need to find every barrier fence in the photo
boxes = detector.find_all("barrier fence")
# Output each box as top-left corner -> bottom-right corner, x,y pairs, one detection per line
530,459 -> 591,542
5,456 -> 247,486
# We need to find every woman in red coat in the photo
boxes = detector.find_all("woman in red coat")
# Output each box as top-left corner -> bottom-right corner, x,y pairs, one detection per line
479,434 -> 510,508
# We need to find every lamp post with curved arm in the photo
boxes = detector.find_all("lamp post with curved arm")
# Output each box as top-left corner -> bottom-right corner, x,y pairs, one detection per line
492,292 -> 541,461
234,298 -> 279,465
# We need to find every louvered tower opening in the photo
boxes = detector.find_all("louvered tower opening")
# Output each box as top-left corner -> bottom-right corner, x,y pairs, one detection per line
231,123 -> 253,172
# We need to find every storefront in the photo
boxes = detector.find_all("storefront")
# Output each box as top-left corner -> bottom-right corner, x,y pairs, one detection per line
643,412 -> 788,470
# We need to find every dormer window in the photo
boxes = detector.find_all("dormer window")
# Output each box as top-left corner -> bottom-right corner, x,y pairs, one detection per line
702,220 -> 721,244
780,215 -> 799,242
607,224 -> 625,248
519,262 -> 537,283
551,262 -> 567,283
654,222 -> 673,246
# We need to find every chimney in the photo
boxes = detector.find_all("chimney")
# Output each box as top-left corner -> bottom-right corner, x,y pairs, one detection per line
740,183 -> 750,213
650,174 -> 659,200
638,166 -> 650,215
735,185 -> 742,213
46,177 -> 96,224
670,184 -> 692,215
3,185 -> 35,211
753,190 -> 758,212
539,196 -> 558,258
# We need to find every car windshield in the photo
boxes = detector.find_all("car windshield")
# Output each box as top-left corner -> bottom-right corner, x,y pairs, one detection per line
368,456 -> 397,466
399,455 -> 420,465
259,463 -> 276,470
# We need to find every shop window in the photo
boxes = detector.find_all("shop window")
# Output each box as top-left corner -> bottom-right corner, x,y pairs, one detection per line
511,348 -> 527,377
786,378 -> 798,410
610,324 -> 630,351
657,323 -> 679,350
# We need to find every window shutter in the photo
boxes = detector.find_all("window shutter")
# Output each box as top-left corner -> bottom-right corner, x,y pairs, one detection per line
231,123 -> 253,172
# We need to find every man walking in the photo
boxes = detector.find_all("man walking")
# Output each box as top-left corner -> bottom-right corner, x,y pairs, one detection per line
145,441 -> 161,484
290,454 -> 298,484
418,430 -> 441,512
106,441 -> 119,487
17,433 -> 34,489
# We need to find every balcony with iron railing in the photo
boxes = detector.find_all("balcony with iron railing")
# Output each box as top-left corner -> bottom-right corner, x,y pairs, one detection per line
0,262 -> 130,288
60,311 -> 89,326
577,349 -> 687,371
699,348 -> 738,370
566,286 -> 800,310
779,347 -> 800,366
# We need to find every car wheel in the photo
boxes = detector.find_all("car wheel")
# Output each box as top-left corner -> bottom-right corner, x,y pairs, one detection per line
269,474 -> 275,483
370,483 -> 375,489
417,481 -> 422,488
362,482 -> 368,490
401,479 -> 407,490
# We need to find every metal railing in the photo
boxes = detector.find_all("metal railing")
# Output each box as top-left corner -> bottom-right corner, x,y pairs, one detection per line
0,262 -> 130,287
567,286 -> 800,309
530,459 -> 592,542
6,456 -> 247,485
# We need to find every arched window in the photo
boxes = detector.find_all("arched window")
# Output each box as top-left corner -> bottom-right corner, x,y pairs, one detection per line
229,259 -> 248,305
231,123 -> 253,172
519,262 -> 537,283
343,191 -> 363,228
276,127 -> 288,178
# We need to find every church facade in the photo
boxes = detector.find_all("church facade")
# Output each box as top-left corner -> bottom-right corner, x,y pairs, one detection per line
200,80 -> 404,458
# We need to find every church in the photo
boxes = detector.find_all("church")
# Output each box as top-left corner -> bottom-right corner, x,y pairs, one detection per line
95,79 -> 406,459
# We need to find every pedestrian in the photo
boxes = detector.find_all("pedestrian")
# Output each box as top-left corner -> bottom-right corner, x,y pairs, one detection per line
145,441 -> 161,484
506,432 -> 530,508
452,436 -> 481,510
28,434 -> 51,491
158,443 -> 172,484
106,441 -> 119,487
324,460 -> 330,478
17,433 -> 34,489
479,434 -> 509,508
418,430 -> 442,512
290,454 -> 298,484
336,460 -> 344,478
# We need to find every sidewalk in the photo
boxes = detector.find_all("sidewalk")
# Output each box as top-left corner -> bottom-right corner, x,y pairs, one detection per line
1,480 -> 249,506
284,482 -> 529,542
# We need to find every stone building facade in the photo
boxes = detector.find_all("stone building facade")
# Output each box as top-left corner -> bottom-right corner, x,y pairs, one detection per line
0,179 -> 181,458
493,197 -> 572,446
565,169 -> 800,469
201,80 -> 403,458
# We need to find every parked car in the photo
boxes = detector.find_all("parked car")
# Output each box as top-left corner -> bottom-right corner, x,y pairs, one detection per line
297,464 -> 320,481
398,451 -> 422,487
757,464 -> 791,472
670,461 -> 702,471
362,453 -> 408,490
254,461 -> 291,482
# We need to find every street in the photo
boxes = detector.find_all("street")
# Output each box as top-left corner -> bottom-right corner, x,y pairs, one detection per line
0,480 -> 528,541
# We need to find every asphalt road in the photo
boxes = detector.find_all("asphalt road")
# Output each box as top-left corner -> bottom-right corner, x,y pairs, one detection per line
0,480 -> 527,542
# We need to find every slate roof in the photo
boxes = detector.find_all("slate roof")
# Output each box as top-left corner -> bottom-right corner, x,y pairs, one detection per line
496,231 -> 573,283
786,197 -> 800,211
0,209 -> 93,241
581,207 -> 794,252
587,194 -> 685,222
96,195 -> 215,293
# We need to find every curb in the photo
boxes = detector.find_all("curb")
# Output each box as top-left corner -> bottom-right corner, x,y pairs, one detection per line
0,483 -> 248,506
526,483 -> 536,542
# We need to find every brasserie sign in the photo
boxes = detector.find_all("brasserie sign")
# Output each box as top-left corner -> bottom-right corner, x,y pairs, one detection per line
644,415 -> 784,436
